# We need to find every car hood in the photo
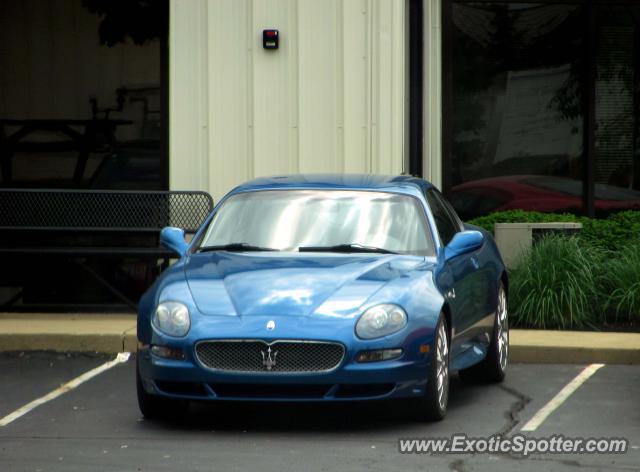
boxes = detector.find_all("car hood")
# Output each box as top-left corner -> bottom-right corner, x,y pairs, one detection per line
184,252 -> 427,317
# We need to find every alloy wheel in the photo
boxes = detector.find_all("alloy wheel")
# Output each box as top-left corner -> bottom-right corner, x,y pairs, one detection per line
496,287 -> 508,371
436,321 -> 449,410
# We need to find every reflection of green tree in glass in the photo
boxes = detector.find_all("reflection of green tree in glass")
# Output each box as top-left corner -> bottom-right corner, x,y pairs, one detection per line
453,5 -> 523,182
82,0 -> 168,47
588,7 -> 638,188
452,4 -> 585,183
551,6 -> 637,133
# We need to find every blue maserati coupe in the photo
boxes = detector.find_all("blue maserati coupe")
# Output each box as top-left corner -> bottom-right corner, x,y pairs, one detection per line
136,174 -> 508,421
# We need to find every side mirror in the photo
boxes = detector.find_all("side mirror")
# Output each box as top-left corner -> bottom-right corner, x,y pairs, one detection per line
160,227 -> 188,257
444,230 -> 484,262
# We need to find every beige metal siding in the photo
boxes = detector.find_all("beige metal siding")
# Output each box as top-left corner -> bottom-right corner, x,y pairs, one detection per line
423,0 -> 442,189
170,0 -> 407,202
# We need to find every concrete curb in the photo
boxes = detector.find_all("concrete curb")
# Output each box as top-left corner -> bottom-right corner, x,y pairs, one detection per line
1,314 -> 639,364
0,313 -> 136,354
510,330 -> 640,364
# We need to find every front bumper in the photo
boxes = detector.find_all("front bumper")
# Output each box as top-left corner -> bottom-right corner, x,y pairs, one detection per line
138,319 -> 435,402
138,347 -> 431,401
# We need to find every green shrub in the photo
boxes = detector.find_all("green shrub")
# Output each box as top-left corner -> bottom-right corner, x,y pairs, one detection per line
468,210 -> 640,251
579,218 -> 634,250
586,211 -> 640,250
468,210 -> 580,234
509,235 -> 604,330
469,210 -> 640,328
600,245 -> 640,323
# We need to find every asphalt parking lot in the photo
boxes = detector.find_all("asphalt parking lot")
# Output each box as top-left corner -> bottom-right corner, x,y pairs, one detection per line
0,352 -> 638,472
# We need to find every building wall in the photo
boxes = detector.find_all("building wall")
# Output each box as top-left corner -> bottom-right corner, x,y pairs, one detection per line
423,0 -> 442,190
170,0 -> 407,202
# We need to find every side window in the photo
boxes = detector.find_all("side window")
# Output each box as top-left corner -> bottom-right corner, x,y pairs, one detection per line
438,191 -> 464,231
425,189 -> 460,246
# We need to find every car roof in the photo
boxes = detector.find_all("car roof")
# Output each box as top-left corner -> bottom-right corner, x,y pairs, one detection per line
229,173 -> 434,197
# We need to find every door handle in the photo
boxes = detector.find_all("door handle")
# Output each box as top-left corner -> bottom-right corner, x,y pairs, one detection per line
470,256 -> 479,270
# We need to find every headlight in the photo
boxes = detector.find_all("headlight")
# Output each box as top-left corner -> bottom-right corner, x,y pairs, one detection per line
152,301 -> 191,337
355,304 -> 407,339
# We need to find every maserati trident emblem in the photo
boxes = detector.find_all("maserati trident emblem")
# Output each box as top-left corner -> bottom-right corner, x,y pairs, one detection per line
261,346 -> 278,371
266,320 -> 276,330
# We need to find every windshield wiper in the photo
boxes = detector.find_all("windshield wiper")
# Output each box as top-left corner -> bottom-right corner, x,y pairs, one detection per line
198,243 -> 278,253
298,243 -> 397,254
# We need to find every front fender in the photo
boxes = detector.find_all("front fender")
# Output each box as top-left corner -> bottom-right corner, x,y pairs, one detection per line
363,266 -> 445,336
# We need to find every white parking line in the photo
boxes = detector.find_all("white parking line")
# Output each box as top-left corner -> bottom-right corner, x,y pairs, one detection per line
521,363 -> 605,432
0,352 -> 130,427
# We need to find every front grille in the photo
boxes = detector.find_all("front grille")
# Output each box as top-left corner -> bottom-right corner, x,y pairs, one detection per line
195,340 -> 345,373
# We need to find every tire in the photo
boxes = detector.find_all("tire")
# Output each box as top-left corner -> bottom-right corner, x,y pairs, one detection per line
413,315 -> 449,422
459,282 -> 508,384
136,356 -> 189,420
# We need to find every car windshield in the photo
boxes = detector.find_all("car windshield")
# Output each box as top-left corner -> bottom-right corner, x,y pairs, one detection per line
199,190 -> 434,256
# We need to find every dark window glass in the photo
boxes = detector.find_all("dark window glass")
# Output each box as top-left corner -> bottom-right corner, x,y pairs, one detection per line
426,190 -> 459,246
0,1 -> 168,190
593,4 -> 640,216
438,190 -> 464,230
450,2 -> 585,218
449,188 -> 511,220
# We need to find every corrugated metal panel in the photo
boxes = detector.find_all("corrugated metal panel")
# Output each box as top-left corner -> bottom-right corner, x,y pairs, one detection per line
423,0 -> 442,189
252,0 -> 298,177
207,0 -> 252,200
298,0 -> 339,172
170,0 -> 407,202
169,0 -> 210,191
342,0 -> 369,172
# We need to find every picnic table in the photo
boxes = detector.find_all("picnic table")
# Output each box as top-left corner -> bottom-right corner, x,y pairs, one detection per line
0,118 -> 133,185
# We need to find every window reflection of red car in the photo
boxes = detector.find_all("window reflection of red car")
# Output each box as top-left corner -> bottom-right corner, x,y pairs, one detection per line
450,175 -> 640,220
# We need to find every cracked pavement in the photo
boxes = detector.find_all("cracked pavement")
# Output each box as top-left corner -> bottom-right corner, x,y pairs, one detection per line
0,353 -> 638,471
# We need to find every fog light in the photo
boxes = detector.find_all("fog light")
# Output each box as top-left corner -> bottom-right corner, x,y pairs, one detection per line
355,348 -> 403,363
150,345 -> 185,360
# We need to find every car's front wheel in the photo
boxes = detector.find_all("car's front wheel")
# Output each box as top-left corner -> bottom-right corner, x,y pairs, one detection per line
413,314 -> 449,421
136,355 -> 189,420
